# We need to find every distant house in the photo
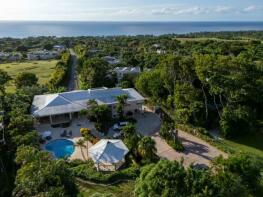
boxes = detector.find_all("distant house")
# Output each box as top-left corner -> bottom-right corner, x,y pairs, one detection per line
0,52 -> 22,61
113,67 -> 141,81
27,50 -> 60,60
31,87 -> 145,125
153,44 -> 161,48
88,139 -> 129,171
156,49 -> 166,54
103,56 -> 120,65
53,45 -> 66,52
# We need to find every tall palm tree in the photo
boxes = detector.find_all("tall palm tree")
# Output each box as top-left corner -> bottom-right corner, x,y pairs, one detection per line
137,137 -> 157,162
80,128 -> 92,157
76,139 -> 87,161
116,94 -> 128,120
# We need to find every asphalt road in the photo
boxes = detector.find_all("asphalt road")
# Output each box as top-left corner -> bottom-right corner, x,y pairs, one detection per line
68,49 -> 78,91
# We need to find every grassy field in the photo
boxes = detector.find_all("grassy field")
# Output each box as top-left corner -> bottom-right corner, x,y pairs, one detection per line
0,60 -> 57,92
175,37 -> 253,43
217,131 -> 263,159
77,181 -> 135,197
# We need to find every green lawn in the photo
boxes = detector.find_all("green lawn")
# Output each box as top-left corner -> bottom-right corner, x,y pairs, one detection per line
77,181 -> 135,197
0,60 -> 57,92
217,131 -> 263,159
175,37 -> 252,43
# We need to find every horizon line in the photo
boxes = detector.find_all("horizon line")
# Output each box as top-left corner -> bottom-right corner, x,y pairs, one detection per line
0,20 -> 263,23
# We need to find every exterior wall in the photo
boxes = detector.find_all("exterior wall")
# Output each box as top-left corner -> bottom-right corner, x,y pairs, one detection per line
111,100 -> 144,118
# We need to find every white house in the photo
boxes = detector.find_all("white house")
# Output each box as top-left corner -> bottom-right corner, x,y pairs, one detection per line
88,139 -> 129,171
53,45 -> 66,52
113,67 -> 141,81
27,50 -> 60,60
31,87 -> 145,125
0,52 -> 22,61
103,56 -> 120,65
156,49 -> 166,54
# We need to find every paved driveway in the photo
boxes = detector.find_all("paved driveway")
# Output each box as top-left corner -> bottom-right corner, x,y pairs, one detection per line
135,112 -> 161,136
152,130 -> 227,167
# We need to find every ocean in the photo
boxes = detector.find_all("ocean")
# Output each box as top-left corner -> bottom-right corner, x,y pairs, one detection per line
0,21 -> 262,38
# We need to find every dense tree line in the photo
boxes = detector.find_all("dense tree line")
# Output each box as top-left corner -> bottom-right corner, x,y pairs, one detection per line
136,54 -> 263,138
48,51 -> 71,91
135,153 -> 262,197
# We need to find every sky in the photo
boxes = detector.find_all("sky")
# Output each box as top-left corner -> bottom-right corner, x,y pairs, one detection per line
0,0 -> 262,21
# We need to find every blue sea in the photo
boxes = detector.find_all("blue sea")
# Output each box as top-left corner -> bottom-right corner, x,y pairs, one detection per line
0,21 -> 262,38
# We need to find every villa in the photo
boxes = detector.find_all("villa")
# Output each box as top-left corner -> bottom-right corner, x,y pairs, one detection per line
103,56 -> 120,65
88,139 -> 129,171
0,52 -> 22,61
27,50 -> 60,60
113,67 -> 141,82
31,87 -> 145,125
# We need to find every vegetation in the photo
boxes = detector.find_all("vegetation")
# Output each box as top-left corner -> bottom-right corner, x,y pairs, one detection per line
0,60 -> 57,92
0,31 -> 262,196
86,100 -> 112,133
48,51 -> 71,91
135,153 -> 263,197
71,160 -> 140,184
14,146 -> 77,197
77,181 -> 135,197
160,122 -> 184,152
14,72 -> 38,88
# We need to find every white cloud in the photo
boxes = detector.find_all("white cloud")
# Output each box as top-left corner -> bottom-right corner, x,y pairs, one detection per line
243,5 -> 263,12
214,6 -> 232,13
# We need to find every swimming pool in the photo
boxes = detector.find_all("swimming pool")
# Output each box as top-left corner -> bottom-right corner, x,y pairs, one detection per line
45,139 -> 75,158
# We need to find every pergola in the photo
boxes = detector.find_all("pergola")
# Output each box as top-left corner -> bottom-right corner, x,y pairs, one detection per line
88,139 -> 129,171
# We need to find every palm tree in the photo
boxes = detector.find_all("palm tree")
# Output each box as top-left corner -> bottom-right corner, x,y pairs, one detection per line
76,139 -> 87,161
116,94 -> 128,120
80,128 -> 92,157
138,136 -> 157,162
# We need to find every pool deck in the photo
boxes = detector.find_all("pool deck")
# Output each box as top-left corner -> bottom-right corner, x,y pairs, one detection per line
37,118 -> 95,161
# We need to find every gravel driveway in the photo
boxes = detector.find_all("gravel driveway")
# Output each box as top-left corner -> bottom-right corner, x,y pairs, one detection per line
152,130 -> 227,167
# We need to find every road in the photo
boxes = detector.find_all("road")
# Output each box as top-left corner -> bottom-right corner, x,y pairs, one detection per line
152,130 -> 227,168
68,49 -> 78,91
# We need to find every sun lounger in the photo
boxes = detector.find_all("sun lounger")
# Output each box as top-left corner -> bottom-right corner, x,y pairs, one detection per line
60,130 -> 67,137
66,130 -> 72,138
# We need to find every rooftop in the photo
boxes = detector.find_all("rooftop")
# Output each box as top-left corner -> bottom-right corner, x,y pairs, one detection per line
88,139 -> 129,164
31,87 -> 145,117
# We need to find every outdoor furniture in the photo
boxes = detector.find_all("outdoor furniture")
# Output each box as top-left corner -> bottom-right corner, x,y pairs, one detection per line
66,130 -> 72,137
60,130 -> 67,137
42,131 -> 52,139
46,136 -> 52,140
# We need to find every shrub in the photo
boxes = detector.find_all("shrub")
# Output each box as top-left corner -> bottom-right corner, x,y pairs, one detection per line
71,160 -> 140,183
160,122 -> 184,152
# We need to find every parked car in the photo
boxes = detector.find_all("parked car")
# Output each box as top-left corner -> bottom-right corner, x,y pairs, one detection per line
113,121 -> 129,131
113,132 -> 124,139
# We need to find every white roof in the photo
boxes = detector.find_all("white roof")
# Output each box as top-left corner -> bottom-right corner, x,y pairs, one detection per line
113,67 -> 141,73
31,88 -> 145,117
88,139 -> 129,164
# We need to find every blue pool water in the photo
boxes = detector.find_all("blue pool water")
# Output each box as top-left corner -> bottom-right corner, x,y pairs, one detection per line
45,139 -> 75,158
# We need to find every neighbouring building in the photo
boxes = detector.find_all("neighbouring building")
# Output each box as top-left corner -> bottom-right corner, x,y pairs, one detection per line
53,45 -> 66,52
31,87 -> 145,125
113,67 -> 141,81
88,139 -> 129,171
156,49 -> 166,54
0,52 -> 22,61
103,56 -> 120,65
27,50 -> 60,60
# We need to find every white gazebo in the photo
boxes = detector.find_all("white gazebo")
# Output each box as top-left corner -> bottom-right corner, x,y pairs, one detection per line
88,139 -> 129,171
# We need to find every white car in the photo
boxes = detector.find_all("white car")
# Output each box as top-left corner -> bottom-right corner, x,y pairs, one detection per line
113,121 -> 129,131
113,132 -> 124,139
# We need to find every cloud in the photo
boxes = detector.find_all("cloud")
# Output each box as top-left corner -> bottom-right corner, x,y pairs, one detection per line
151,6 -> 234,16
243,5 -> 263,12
214,6 -> 232,13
